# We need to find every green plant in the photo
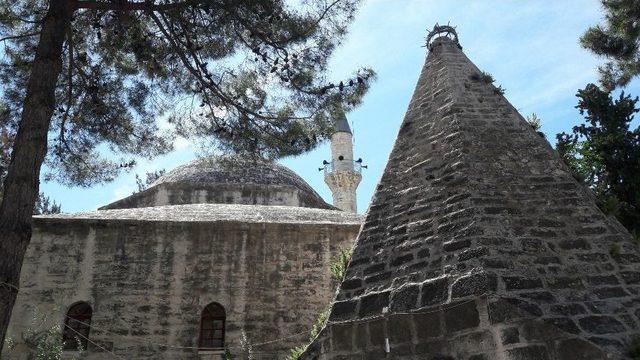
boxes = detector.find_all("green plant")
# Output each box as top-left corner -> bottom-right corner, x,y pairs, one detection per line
285,308 -> 329,360
7,307 -> 83,360
330,247 -> 352,282
285,345 -> 306,360
527,113 -> 542,131
494,85 -> 506,95
223,348 -> 233,360
479,71 -> 495,84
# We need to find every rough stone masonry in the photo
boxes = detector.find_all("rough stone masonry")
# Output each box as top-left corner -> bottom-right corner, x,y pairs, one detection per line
302,28 -> 640,359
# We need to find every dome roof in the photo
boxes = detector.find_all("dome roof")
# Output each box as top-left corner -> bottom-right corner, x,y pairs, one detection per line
152,155 -> 313,190
101,155 -> 333,210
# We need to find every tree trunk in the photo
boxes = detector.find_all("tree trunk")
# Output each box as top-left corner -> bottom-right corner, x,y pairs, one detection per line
0,0 -> 71,351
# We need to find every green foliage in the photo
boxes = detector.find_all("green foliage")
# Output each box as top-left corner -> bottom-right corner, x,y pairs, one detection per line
223,348 -> 233,360
493,85 -> 506,96
330,247 -> 352,282
33,192 -> 62,215
0,0 -> 373,189
7,308 -> 83,360
479,71 -> 495,84
285,345 -> 306,360
285,308 -> 329,360
556,83 -> 640,234
134,169 -> 166,193
581,0 -> 640,90
526,113 -> 545,138
527,113 -> 542,131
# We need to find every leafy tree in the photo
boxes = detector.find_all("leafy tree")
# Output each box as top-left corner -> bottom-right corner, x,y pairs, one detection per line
134,169 -> 165,193
33,193 -> 62,215
556,83 -> 640,234
581,0 -> 640,90
0,0 -> 372,348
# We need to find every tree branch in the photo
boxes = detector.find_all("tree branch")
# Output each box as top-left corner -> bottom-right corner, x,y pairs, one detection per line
74,0 -> 204,11
0,32 -> 40,43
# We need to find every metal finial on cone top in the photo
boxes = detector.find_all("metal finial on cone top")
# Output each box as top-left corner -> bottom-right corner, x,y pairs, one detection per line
426,23 -> 461,50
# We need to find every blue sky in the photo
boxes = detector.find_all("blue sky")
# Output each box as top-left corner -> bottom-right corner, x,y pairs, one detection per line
41,0 -> 640,213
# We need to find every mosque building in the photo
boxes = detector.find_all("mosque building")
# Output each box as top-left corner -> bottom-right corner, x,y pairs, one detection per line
3,117 -> 364,359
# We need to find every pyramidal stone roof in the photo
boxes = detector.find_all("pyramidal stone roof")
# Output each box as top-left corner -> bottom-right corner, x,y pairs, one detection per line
302,29 -> 640,359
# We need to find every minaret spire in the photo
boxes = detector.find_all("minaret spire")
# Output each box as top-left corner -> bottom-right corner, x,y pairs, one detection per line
322,108 -> 364,213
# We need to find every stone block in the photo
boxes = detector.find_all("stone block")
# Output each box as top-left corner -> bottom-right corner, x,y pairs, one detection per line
388,315 -> 413,345
341,278 -> 363,291
578,316 -> 626,334
587,275 -> 619,286
451,272 -> 497,298
593,287 -> 629,299
621,271 -> 640,284
503,276 -> 543,290
421,277 -> 449,306
501,327 -> 519,345
359,292 -> 390,317
392,253 -> 414,266
488,298 -> 542,324
390,285 -> 419,312
417,248 -> 430,259
330,300 -> 358,321
550,304 -> 587,316
458,247 -> 488,261
355,323 -> 368,350
363,263 -> 385,275
332,324 -> 354,351
520,291 -> 555,302
505,345 -> 550,360
544,317 -> 581,335
444,300 -> 480,333
556,338 -> 607,360
443,239 -> 471,252
368,319 -> 385,349
546,277 -> 584,289
558,239 -> 591,250
413,312 -> 441,339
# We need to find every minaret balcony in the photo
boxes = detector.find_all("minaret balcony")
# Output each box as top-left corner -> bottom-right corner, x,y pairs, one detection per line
323,160 -> 364,175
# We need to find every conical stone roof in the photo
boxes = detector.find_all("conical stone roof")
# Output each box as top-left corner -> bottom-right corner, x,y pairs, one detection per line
302,30 -> 640,359
333,110 -> 352,134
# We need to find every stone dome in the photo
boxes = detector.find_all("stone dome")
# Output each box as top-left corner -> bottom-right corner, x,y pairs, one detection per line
101,155 -> 333,210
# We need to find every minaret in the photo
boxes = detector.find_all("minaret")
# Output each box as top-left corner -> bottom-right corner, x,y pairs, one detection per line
323,111 -> 363,213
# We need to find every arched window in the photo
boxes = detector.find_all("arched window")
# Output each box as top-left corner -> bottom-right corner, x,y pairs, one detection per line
62,302 -> 92,350
199,303 -> 225,350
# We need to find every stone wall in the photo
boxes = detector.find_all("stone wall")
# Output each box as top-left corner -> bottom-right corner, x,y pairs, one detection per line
302,36 -> 640,359
101,182 -> 333,211
4,217 -> 359,359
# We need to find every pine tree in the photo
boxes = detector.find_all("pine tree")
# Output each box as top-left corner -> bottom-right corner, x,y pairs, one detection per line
556,83 -> 640,234
581,0 -> 640,90
0,0 -> 372,348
